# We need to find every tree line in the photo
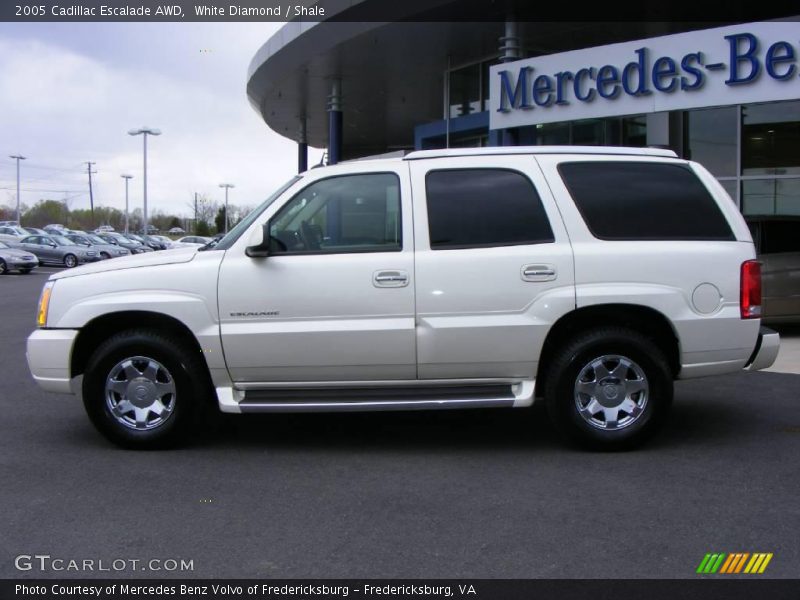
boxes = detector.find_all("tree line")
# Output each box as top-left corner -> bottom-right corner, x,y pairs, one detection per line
0,193 -> 252,236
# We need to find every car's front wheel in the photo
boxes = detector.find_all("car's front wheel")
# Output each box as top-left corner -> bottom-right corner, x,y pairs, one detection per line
83,329 -> 212,449
544,327 -> 673,450
63,253 -> 78,268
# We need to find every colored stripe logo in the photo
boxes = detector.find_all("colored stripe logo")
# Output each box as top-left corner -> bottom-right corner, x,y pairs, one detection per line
696,552 -> 773,574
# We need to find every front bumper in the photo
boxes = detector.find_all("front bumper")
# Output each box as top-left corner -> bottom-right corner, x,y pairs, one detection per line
10,260 -> 37,270
744,327 -> 780,371
26,328 -> 79,393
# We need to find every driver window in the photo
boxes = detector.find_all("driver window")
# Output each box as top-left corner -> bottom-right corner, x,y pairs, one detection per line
269,173 -> 401,254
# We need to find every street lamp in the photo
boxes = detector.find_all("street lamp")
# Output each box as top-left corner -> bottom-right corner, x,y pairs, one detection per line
121,174 -> 133,234
127,127 -> 161,238
9,155 -> 26,224
219,183 -> 235,234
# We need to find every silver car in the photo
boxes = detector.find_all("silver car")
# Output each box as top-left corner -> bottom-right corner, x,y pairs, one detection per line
66,234 -> 131,260
15,234 -> 99,268
0,240 -> 38,274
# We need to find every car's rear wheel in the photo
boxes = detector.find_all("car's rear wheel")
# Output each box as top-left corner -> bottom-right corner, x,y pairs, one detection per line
545,327 -> 673,450
0,259 -> 6,275
63,253 -> 78,268
83,329 -> 212,449
100,251 -> 110,259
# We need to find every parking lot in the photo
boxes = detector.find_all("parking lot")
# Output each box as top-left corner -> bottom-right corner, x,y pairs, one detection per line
1,267 -> 799,579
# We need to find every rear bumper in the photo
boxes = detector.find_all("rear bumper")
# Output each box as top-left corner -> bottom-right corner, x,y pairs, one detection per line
26,328 -> 79,393
744,327 -> 780,371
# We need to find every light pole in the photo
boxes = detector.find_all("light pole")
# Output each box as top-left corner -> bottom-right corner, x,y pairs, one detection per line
9,155 -> 26,224
127,127 -> 161,238
121,174 -> 133,234
219,183 -> 235,234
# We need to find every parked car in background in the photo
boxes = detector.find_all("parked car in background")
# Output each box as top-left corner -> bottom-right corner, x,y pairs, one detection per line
0,240 -> 38,274
168,227 -> 185,234
172,235 -> 212,248
65,233 -> 132,260
23,227 -> 48,236
15,234 -> 99,267
0,225 -> 28,242
745,215 -> 800,323
150,235 -> 176,249
124,233 -> 165,251
95,225 -> 115,233
44,225 -> 68,235
97,232 -> 153,254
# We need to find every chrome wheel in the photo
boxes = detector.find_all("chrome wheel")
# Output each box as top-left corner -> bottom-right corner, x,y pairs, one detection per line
574,354 -> 648,431
64,254 -> 77,268
105,356 -> 176,430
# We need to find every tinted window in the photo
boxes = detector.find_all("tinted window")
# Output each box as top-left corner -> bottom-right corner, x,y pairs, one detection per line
762,221 -> 800,254
270,173 -> 401,254
558,162 -> 735,241
425,169 -> 554,249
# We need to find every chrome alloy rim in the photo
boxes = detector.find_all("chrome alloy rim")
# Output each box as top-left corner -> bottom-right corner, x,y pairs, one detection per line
105,356 -> 176,430
574,355 -> 648,430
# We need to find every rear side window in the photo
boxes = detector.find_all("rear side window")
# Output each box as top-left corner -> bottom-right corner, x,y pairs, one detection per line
558,162 -> 735,241
425,169 -> 554,249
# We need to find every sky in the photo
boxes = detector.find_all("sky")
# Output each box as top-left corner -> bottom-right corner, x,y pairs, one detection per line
0,22 -> 323,218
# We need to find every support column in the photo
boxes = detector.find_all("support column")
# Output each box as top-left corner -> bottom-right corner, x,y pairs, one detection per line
497,20 -> 521,146
298,120 -> 308,173
327,79 -> 343,165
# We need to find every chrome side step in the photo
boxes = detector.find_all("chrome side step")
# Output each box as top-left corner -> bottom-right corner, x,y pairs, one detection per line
216,379 -> 535,414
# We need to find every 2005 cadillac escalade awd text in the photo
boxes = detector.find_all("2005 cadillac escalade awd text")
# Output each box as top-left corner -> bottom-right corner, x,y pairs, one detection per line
26,147 -> 780,450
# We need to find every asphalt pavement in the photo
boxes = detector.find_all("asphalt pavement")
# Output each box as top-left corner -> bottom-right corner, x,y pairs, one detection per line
1,268 -> 798,579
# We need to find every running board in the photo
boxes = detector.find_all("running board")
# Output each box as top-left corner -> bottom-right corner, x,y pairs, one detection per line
217,380 -> 535,414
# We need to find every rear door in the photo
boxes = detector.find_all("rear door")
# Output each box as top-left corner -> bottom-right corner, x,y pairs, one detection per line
408,155 -> 575,379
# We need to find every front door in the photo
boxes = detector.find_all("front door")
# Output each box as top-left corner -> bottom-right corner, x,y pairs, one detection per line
218,168 -> 417,383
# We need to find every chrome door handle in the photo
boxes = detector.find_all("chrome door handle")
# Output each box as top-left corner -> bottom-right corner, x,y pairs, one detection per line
522,264 -> 557,282
374,270 -> 409,287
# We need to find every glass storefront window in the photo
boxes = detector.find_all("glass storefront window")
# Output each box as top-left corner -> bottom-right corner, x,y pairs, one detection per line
742,178 -> 800,216
535,122 -> 570,145
622,116 -> 647,146
742,100 -> 800,176
688,107 -> 738,177
572,119 -> 605,145
448,63 -> 481,118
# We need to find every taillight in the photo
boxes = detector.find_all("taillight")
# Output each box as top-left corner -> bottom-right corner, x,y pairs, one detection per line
740,260 -> 761,319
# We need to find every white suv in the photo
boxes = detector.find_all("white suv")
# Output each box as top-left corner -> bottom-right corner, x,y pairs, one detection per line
26,147 -> 779,450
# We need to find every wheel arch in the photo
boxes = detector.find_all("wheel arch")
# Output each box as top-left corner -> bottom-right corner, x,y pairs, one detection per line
536,304 -> 681,395
71,311 -> 207,380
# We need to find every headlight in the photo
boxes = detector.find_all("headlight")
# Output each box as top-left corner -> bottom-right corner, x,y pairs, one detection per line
37,281 -> 55,328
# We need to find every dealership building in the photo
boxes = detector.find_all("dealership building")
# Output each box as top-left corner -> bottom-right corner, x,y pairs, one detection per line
247,7 -> 800,216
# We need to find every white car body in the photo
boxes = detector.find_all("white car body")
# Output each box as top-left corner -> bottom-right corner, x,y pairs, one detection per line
26,147 -> 780,448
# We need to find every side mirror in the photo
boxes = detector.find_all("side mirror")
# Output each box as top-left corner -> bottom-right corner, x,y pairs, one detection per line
245,223 -> 271,258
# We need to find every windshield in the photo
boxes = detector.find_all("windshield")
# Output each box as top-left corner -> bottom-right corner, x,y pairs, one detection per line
52,236 -> 77,246
87,234 -> 107,245
69,236 -> 90,246
206,176 -> 301,252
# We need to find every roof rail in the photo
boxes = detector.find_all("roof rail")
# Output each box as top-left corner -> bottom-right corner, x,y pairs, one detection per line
404,146 -> 678,160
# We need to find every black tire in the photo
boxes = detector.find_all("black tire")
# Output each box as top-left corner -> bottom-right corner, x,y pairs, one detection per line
82,329 -> 213,449
0,259 -> 6,275
19,267 -> 33,274
100,251 -> 110,260
544,327 -> 673,451
63,253 -> 78,268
